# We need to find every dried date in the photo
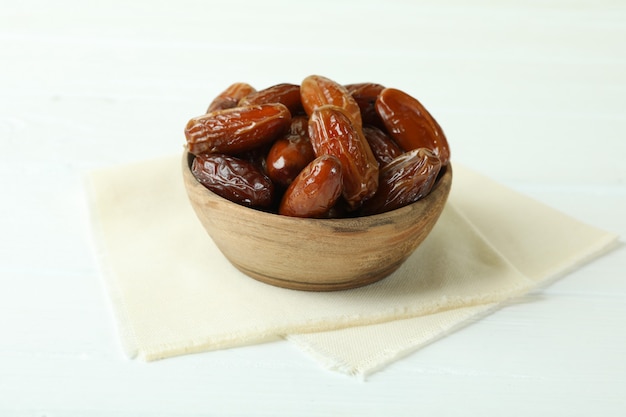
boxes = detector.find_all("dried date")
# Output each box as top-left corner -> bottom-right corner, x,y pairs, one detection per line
185,103 -> 291,155
360,148 -> 442,215
362,125 -> 403,166
375,88 -> 450,165
300,75 -> 363,128
186,76 -> 451,217
287,115 -> 309,137
239,83 -> 303,116
192,153 -> 274,208
279,155 -> 343,218
206,82 -> 256,113
266,119 -> 316,187
308,105 -> 379,210
345,82 -> 385,128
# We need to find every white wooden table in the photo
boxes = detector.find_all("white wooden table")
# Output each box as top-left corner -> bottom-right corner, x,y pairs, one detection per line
2,1 -> 625,415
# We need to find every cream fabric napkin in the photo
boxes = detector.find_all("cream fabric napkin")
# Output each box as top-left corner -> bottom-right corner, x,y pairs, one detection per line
87,155 -> 618,375
288,167 -> 620,376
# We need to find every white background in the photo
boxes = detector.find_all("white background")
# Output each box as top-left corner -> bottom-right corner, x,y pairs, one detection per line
1,0 -> 625,415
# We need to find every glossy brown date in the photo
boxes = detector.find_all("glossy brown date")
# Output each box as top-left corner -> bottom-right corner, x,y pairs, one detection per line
192,153 -> 274,208
287,115 -> 309,137
375,88 -> 450,165
206,82 -> 256,113
279,155 -> 343,218
362,125 -> 403,166
345,82 -> 385,128
185,103 -> 291,155
308,105 -> 379,210
266,120 -> 316,187
360,148 -> 442,215
239,83 -> 303,116
235,144 -> 271,174
300,75 -> 363,129
186,77 -> 451,217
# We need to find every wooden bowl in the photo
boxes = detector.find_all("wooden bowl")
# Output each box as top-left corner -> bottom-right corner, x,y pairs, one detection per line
182,151 -> 452,291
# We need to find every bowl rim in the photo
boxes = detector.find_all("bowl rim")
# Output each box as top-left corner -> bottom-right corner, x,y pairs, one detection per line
183,150 -> 452,227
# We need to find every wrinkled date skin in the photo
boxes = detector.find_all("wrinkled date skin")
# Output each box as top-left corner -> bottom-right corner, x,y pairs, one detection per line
345,83 -> 385,128
360,148 -> 442,215
185,103 -> 291,155
185,76 -> 451,216
308,105 -> 379,210
279,155 -> 343,218
375,88 -> 450,166
362,125 -> 403,166
192,153 -> 274,208
266,124 -> 316,187
236,144 -> 271,174
206,82 -> 256,113
300,75 -> 363,129
239,83 -> 303,116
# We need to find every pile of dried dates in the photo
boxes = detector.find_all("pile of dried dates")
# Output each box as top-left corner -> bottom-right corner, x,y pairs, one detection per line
184,75 -> 450,218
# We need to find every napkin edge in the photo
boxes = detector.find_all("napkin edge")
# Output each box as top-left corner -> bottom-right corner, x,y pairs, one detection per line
83,171 -> 140,360
287,303 -> 499,379
134,280 -> 532,363
450,200 -> 621,289
532,232 -> 621,290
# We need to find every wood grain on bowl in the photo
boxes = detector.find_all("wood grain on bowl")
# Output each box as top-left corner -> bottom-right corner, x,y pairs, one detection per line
182,151 -> 452,291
